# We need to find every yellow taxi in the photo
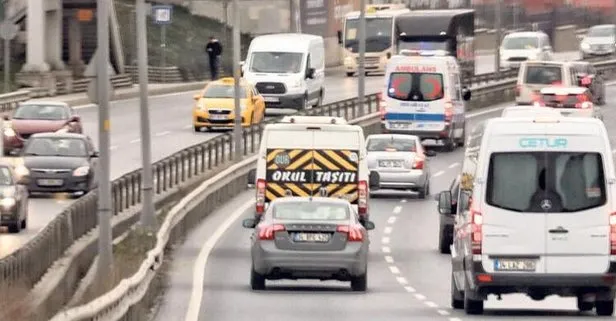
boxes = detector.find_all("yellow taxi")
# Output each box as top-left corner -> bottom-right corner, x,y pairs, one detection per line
192,78 -> 266,132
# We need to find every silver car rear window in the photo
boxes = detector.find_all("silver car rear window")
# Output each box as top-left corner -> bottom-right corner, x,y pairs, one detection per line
273,202 -> 350,221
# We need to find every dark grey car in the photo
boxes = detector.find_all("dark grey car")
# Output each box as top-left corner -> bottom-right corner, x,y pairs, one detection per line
571,61 -> 606,105
0,162 -> 29,233
242,197 -> 375,291
14,132 -> 99,196
436,176 -> 459,254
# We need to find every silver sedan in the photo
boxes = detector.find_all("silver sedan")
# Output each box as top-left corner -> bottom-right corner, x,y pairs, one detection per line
242,197 -> 375,291
366,134 -> 435,199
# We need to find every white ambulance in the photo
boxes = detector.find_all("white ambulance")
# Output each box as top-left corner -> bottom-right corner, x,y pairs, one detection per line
379,50 -> 471,152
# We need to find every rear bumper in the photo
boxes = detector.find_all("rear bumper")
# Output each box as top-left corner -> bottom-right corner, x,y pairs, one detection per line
27,174 -> 90,193
263,93 -> 305,109
381,122 -> 452,140
252,242 -> 368,278
370,170 -> 427,190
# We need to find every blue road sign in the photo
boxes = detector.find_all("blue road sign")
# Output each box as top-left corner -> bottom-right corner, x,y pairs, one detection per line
152,5 -> 172,25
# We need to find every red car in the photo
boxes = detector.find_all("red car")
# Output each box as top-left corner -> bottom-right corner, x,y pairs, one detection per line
3,101 -> 83,155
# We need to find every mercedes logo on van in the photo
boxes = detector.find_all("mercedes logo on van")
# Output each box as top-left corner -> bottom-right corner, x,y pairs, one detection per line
266,85 -> 275,89
274,152 -> 291,167
541,199 -> 552,210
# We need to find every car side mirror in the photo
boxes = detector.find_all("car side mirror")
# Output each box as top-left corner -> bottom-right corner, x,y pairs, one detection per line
69,115 -> 80,123
386,52 -> 392,59
438,191 -> 453,215
369,171 -> 380,189
306,68 -> 315,79
17,175 -> 29,185
362,220 -> 375,230
240,61 -> 245,77
247,168 -> 256,186
193,94 -> 201,101
91,151 -> 99,157
337,30 -> 343,44
462,87 -> 471,101
242,218 -> 257,228
425,149 -> 437,157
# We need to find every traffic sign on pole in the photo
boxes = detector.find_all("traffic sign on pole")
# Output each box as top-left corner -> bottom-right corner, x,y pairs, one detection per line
152,5 -> 172,25
0,21 -> 18,40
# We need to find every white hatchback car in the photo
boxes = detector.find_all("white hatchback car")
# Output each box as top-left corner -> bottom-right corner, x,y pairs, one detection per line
500,31 -> 553,69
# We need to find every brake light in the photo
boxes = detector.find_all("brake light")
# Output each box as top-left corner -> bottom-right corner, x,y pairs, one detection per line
581,76 -> 592,86
337,225 -> 364,241
258,224 -> 285,240
444,101 -> 453,122
515,85 -> 521,97
576,101 -> 592,109
256,179 -> 266,215
471,209 -> 482,255
358,180 -> 368,216
610,212 -> 616,255
412,157 -> 424,169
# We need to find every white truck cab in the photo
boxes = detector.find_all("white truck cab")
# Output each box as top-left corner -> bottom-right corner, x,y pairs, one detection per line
242,33 -> 325,110
441,116 -> 616,316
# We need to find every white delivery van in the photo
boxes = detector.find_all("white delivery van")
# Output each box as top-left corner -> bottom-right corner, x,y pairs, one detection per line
516,60 -> 578,105
499,31 -> 553,69
242,33 -> 325,110
247,116 -> 379,224
442,116 -> 616,316
380,50 -> 471,151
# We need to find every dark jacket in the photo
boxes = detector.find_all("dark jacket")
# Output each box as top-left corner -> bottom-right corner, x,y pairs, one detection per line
206,40 -> 223,59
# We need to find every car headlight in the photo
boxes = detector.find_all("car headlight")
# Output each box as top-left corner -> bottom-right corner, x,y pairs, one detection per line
1,187 -> 15,198
14,165 -> 29,177
0,197 -> 15,208
344,56 -> 354,64
581,42 -> 590,50
73,166 -> 90,176
3,127 -> 15,137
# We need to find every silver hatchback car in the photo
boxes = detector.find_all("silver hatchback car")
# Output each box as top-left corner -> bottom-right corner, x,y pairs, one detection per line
242,197 -> 375,291
366,134 -> 435,198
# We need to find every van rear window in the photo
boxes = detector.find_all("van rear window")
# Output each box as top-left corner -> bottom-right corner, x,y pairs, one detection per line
387,72 -> 444,102
524,66 -> 562,85
486,152 -> 606,213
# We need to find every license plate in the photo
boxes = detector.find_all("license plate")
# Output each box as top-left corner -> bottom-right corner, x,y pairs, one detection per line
264,97 -> 279,102
209,114 -> 227,120
494,258 -> 536,271
379,160 -> 404,168
293,232 -> 330,243
37,179 -> 63,186
390,122 -> 411,129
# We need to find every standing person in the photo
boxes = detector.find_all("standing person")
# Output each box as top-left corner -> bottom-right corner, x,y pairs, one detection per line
206,36 -> 223,80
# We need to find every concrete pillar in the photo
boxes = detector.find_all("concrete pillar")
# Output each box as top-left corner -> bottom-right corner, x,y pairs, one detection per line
68,16 -> 83,66
21,0 -> 50,72
45,9 -> 65,70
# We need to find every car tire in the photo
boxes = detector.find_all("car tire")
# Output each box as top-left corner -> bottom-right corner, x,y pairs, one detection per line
456,125 -> 466,147
194,126 -> 202,132
596,300 -> 614,316
451,273 -> 464,309
464,283 -> 484,314
346,72 -> 354,77
8,221 -> 20,233
351,272 -> 367,292
577,296 -> 593,312
250,266 -> 266,291
21,218 -> 26,229
417,179 -> 429,199
439,229 -> 451,254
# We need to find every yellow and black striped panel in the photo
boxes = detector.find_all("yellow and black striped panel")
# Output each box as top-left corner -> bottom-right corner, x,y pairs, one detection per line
265,149 -> 359,203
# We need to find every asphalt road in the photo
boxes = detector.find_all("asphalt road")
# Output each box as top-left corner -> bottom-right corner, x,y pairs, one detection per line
152,83 -> 616,321
0,52 -> 579,259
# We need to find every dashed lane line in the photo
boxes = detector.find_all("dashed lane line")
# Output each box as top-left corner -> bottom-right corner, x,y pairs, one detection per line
392,206 -> 402,214
432,170 -> 445,178
448,163 -> 460,169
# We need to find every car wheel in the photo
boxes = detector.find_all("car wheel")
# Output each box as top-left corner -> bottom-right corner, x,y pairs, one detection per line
451,272 -> 464,309
439,228 -> 451,254
464,282 -> 484,314
596,300 -> 614,316
346,72 -> 354,77
577,295 -> 593,312
194,126 -> 202,132
351,271 -> 367,292
8,221 -> 20,233
250,266 -> 266,290
456,125 -> 466,147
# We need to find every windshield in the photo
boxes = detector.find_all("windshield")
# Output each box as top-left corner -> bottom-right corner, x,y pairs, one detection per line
524,65 -> 562,85
23,137 -> 88,157
202,85 -> 247,98
249,52 -> 303,73
387,72 -> 444,101
486,152 -> 606,212
345,17 -> 393,52
367,137 -> 417,152
14,105 -> 68,120
502,36 -> 539,50
398,40 -> 449,52
0,167 -> 12,185
272,202 -> 350,221
588,26 -> 614,37
540,93 -> 587,108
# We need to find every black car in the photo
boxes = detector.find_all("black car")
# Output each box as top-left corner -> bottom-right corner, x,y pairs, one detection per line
436,176 -> 459,254
14,132 -> 99,196
0,162 -> 29,233
571,61 -> 606,105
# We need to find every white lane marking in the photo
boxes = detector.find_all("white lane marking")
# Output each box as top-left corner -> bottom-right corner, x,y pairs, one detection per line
425,301 -> 438,308
185,201 -> 254,321
414,293 -> 426,300
155,131 -> 171,137
130,138 -> 141,144
389,266 -> 400,274
184,124 -> 193,129
387,216 -> 397,224
400,199 -> 407,203
432,170 -> 444,178
392,206 -> 402,214
448,163 -> 459,169
110,145 -> 118,150
382,246 -> 391,253
404,286 -> 416,293
384,226 -> 392,234
381,237 -> 390,244
449,318 -> 463,321
396,276 -> 408,285
384,255 -> 394,263
437,309 -> 450,316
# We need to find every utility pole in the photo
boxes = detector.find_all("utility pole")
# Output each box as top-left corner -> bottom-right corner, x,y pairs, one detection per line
494,0 -> 502,75
289,0 -> 295,32
136,0 -> 156,229
358,0 -> 366,117
232,0 -> 242,160
96,0 -> 114,284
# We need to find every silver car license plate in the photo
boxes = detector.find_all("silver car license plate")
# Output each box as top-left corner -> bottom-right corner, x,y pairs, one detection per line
493,258 -> 536,272
379,160 -> 404,168
390,122 -> 411,129
264,96 -> 279,102
293,232 -> 330,243
37,179 -> 63,186
209,114 -> 227,120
